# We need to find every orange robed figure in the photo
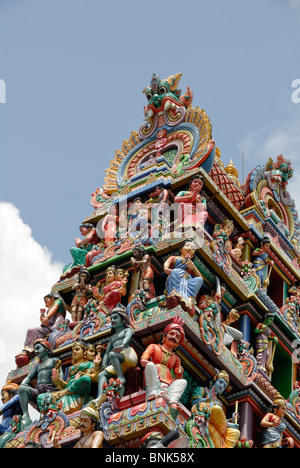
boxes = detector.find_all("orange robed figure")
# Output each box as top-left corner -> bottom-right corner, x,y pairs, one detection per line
140,317 -> 187,409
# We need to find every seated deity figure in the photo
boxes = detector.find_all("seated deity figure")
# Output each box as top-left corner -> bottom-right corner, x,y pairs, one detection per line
174,175 -> 207,237
18,339 -> 62,431
92,265 -> 127,315
95,305 -> 138,402
164,239 -> 203,316
140,317 -> 187,413
21,293 -> 66,359
62,223 -> 99,278
191,371 -> 240,449
38,340 -> 101,416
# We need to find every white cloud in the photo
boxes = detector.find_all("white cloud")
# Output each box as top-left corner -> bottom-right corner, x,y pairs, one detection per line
0,201 -> 63,389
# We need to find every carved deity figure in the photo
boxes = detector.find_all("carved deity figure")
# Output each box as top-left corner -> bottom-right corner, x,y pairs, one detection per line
130,244 -> 156,300
18,339 -> 62,431
140,317 -> 187,413
39,340 -> 101,415
174,175 -> 207,238
54,401 -> 104,449
95,305 -> 138,402
70,268 -> 93,323
62,223 -> 98,278
191,371 -> 240,448
164,239 -> 203,316
260,396 -> 294,448
92,265 -> 127,315
21,293 -> 66,358
254,312 -> 278,377
101,203 -> 119,246
0,383 -> 22,436
252,236 -> 274,289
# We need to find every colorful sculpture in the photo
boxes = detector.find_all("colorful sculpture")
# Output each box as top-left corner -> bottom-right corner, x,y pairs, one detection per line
95,305 -> 138,401
70,268 -> 92,323
252,236 -> 274,289
18,339 -> 62,430
130,244 -> 156,300
0,383 -> 22,436
191,371 -> 240,448
260,395 -> 294,448
62,223 -> 98,278
20,292 -> 66,359
39,339 -> 100,415
174,175 -> 207,238
164,239 -> 203,316
92,265 -> 127,315
140,316 -> 187,414
255,312 -> 278,377
3,72 -> 300,449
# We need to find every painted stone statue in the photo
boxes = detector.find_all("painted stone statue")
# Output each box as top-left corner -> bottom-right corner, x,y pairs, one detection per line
174,175 -> 207,238
260,395 -> 294,448
18,339 -> 62,431
21,292 -> 66,359
140,316 -> 187,413
62,223 -> 99,278
164,239 -> 203,316
95,305 -> 138,401
92,265 -> 127,315
130,244 -> 156,300
0,383 -> 22,436
252,236 -> 274,289
191,371 -> 240,449
70,268 -> 93,323
39,340 -> 101,415
254,312 -> 278,377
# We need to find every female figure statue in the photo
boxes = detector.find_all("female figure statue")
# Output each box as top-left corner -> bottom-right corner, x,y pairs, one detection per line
260,396 -> 294,448
255,312 -> 278,376
164,239 -> 203,316
39,340 -> 101,415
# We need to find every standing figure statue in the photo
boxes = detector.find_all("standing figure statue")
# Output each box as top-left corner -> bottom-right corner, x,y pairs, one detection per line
191,370 -> 240,448
164,239 -> 203,316
95,305 -> 138,402
70,268 -> 93,323
130,245 -> 156,300
252,236 -> 274,289
140,316 -> 187,413
18,339 -> 62,431
102,204 -> 119,246
255,312 -> 278,377
260,395 -> 294,448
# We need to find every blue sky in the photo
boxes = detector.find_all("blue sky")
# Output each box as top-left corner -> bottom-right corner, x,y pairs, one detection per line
1,0 -> 300,386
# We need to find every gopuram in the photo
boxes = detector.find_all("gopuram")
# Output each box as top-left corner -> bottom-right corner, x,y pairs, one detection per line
1,72 -> 300,449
